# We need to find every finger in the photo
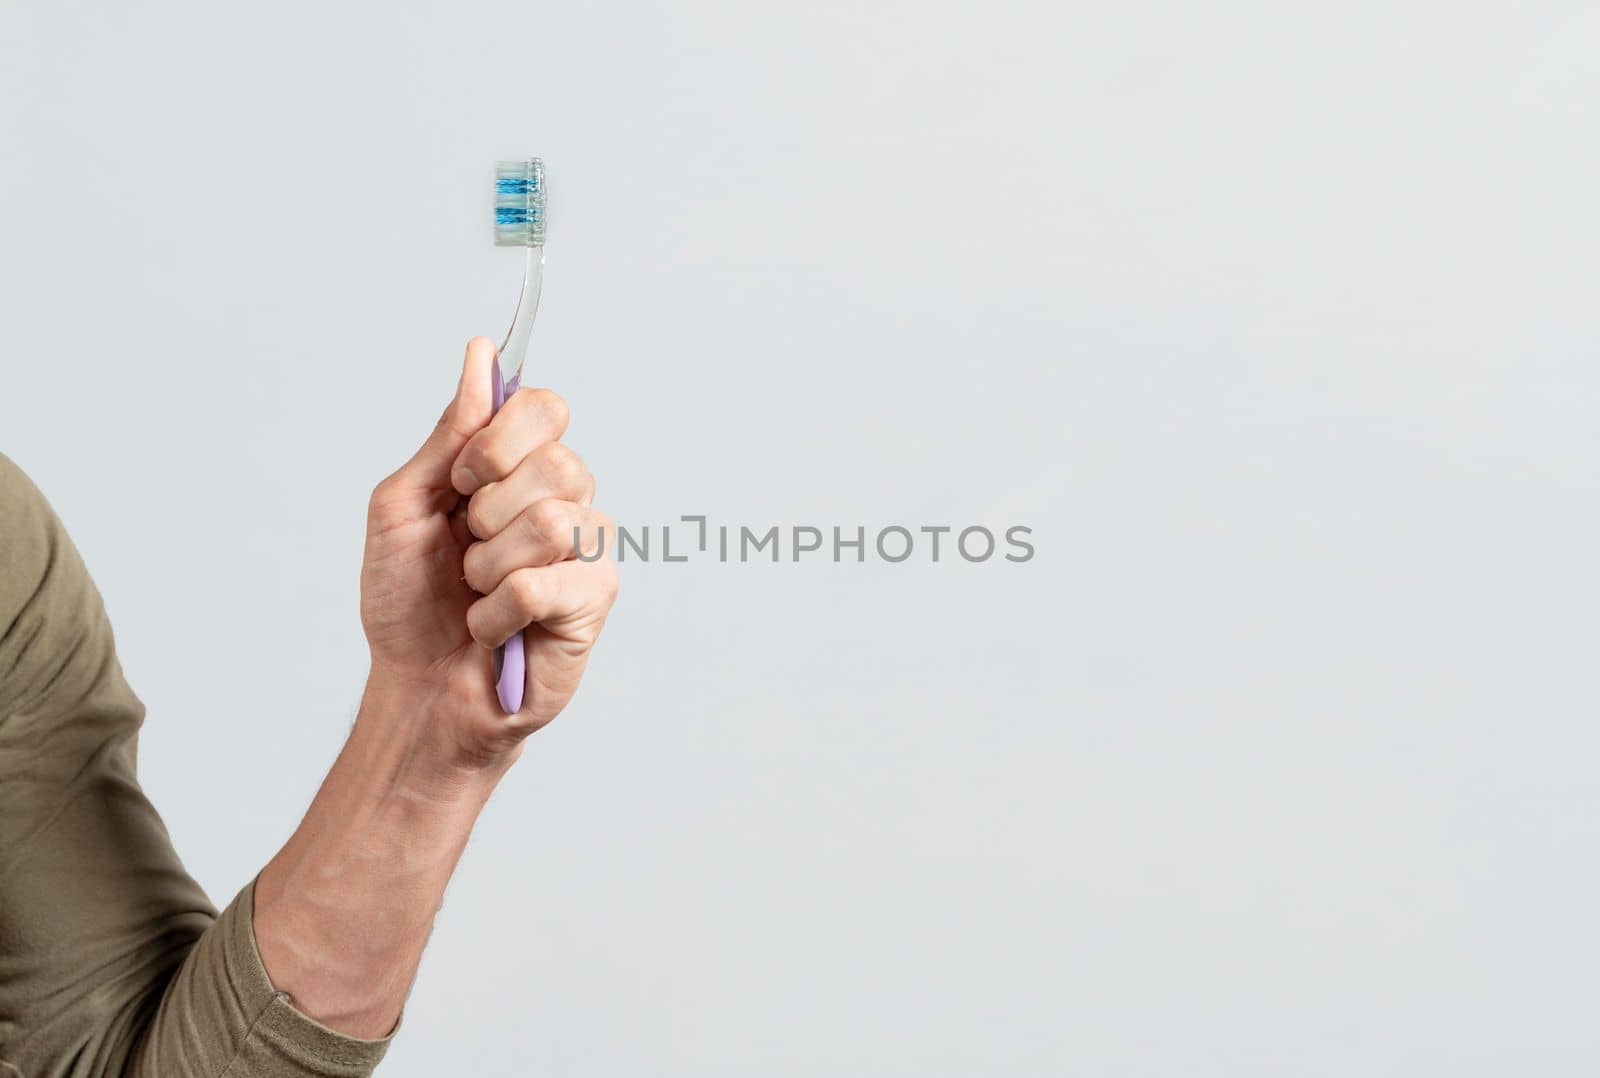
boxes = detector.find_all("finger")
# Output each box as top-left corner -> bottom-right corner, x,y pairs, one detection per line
467,558 -> 620,649
450,387 -> 570,496
462,500 -> 613,594
465,442 -> 596,540
387,338 -> 497,493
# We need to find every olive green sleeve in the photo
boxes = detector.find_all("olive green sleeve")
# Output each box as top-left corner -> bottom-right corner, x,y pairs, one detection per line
0,453 -> 393,1077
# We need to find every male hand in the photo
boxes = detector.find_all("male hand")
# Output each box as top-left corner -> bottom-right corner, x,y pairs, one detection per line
358,337 -> 618,769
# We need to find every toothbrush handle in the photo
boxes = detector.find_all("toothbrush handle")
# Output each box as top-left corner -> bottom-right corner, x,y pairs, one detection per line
490,363 -> 526,714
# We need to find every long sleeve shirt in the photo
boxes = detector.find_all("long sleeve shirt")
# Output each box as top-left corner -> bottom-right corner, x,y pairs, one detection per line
0,452 -> 394,1077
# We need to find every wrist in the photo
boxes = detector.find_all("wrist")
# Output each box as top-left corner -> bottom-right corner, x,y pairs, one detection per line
257,684 -> 500,914
357,663 -> 520,803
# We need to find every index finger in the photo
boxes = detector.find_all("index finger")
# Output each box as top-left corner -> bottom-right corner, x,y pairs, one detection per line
449,386 -> 571,496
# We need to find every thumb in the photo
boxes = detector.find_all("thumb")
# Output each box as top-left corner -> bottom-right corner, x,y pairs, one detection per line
390,337 -> 497,492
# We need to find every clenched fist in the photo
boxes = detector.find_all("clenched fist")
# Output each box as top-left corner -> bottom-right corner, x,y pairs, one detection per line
359,337 -> 618,768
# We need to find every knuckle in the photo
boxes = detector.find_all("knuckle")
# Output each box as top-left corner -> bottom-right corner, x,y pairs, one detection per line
526,387 -> 570,431
366,476 -> 407,528
543,442 -> 585,488
444,404 -> 476,444
368,475 -> 397,511
466,598 -> 495,646
461,543 -> 491,593
475,437 -> 521,483
509,568 -> 542,613
526,498 -> 569,541
466,490 -> 496,539
434,398 -> 477,447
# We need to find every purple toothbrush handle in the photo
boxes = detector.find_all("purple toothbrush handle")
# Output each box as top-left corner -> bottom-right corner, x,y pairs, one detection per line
491,361 -> 525,714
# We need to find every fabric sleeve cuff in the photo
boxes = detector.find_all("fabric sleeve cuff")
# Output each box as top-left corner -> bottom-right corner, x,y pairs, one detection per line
217,876 -> 399,1075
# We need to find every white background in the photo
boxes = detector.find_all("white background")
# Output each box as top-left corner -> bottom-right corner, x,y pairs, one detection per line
3,2 -> 1599,1074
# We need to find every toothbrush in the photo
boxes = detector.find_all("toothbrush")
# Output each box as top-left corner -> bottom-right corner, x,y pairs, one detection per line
490,158 -> 547,713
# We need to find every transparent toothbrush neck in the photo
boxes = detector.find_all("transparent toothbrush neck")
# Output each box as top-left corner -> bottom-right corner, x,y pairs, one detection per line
497,245 -> 545,396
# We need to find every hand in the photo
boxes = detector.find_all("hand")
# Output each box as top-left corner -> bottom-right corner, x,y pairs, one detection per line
359,338 -> 619,770
256,339 -> 617,1036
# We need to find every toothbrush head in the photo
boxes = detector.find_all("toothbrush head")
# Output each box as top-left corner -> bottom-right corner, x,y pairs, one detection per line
494,159 -> 546,247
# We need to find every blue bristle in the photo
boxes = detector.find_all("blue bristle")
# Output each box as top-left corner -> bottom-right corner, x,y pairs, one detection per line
494,159 -> 546,247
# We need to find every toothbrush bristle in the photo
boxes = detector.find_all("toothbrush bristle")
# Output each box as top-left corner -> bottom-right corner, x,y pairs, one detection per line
494,159 -> 546,247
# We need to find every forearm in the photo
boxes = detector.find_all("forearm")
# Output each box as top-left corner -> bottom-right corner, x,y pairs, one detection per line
252,343 -> 615,1047
253,672 -> 512,1039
